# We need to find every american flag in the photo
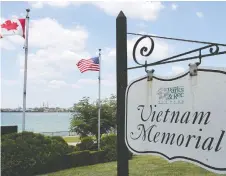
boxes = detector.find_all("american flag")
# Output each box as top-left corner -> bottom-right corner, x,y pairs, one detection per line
76,56 -> 100,73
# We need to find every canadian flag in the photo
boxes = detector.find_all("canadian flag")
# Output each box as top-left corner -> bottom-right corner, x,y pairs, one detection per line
0,18 -> 26,39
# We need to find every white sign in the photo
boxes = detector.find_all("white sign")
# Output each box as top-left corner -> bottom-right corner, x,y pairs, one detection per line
125,67 -> 226,174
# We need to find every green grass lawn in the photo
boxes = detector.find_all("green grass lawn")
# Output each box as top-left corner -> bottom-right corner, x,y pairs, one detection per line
46,155 -> 225,176
63,134 -> 109,143
63,136 -> 81,143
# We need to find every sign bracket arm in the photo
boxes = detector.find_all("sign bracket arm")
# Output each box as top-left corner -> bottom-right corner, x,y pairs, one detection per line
128,34 -> 226,71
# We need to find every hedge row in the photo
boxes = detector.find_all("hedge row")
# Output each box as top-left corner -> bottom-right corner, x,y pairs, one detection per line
67,150 -> 106,167
1,132 -> 72,176
34,150 -> 107,174
74,134 -> 133,162
2,132 -> 133,176
75,136 -> 97,151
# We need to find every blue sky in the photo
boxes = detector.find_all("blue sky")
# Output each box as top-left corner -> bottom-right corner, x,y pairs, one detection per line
1,1 -> 226,108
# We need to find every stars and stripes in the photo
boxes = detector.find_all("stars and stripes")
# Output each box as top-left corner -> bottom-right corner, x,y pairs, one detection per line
76,56 -> 100,73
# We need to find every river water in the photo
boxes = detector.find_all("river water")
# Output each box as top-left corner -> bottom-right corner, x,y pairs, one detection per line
1,112 -> 74,136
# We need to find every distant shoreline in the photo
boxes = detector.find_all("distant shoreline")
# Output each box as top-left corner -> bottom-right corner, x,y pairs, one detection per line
1,111 -> 76,113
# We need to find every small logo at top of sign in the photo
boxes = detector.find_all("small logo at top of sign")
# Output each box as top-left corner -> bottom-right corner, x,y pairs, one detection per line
157,86 -> 184,104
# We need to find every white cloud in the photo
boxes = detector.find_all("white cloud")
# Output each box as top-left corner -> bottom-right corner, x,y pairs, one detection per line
93,1 -> 164,21
29,1 -> 164,21
107,48 -> 116,58
77,79 -> 98,85
48,80 -> 80,89
44,1 -> 72,7
2,36 -> 24,48
16,18 -> 89,82
136,22 -> 147,29
1,17 -> 88,51
196,12 -> 204,18
19,51 -> 64,80
0,39 -> 16,50
77,74 -> 116,87
30,1 -> 43,8
29,1 -> 83,8
0,16 -> 5,21
71,84 -> 80,88
170,65 -> 185,75
28,18 -> 88,49
1,79 -> 18,86
29,79 -> 48,85
48,80 -> 67,88
171,3 -> 178,10
2,16 -> 91,109
101,47 -> 116,60
102,74 -> 115,86
104,33 -> 170,64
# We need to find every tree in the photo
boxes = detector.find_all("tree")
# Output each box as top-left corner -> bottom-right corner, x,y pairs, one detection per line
70,95 -> 116,140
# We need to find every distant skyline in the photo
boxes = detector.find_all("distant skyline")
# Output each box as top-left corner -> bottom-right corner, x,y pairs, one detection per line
1,102 -> 72,109
1,1 -> 226,108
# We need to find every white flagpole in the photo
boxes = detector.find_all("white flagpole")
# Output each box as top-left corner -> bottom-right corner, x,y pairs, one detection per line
98,49 -> 101,150
22,9 -> 30,132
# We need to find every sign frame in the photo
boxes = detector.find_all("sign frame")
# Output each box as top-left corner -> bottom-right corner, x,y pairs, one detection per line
125,67 -> 226,174
116,11 -> 226,176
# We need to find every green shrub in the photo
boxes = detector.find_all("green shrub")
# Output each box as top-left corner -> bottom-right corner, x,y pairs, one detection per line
2,132 -> 133,176
101,133 -> 133,162
100,134 -> 116,162
68,150 -> 91,167
90,150 -> 106,164
89,142 -> 98,151
1,132 -> 70,176
68,145 -> 76,153
75,136 -> 94,151
66,150 -> 106,167
51,135 -> 67,143
101,133 -> 116,149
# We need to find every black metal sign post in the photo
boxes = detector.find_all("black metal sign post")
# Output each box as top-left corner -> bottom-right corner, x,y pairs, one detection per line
116,11 -> 129,176
116,10 -> 226,176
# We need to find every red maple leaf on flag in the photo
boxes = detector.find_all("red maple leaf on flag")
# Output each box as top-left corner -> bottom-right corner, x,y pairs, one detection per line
1,20 -> 19,31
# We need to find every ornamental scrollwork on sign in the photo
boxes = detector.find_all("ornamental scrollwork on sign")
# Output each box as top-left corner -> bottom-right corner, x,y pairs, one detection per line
132,35 -> 155,66
209,44 -> 219,54
129,33 -> 226,70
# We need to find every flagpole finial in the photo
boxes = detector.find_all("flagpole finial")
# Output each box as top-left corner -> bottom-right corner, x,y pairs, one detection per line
26,9 -> 30,18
